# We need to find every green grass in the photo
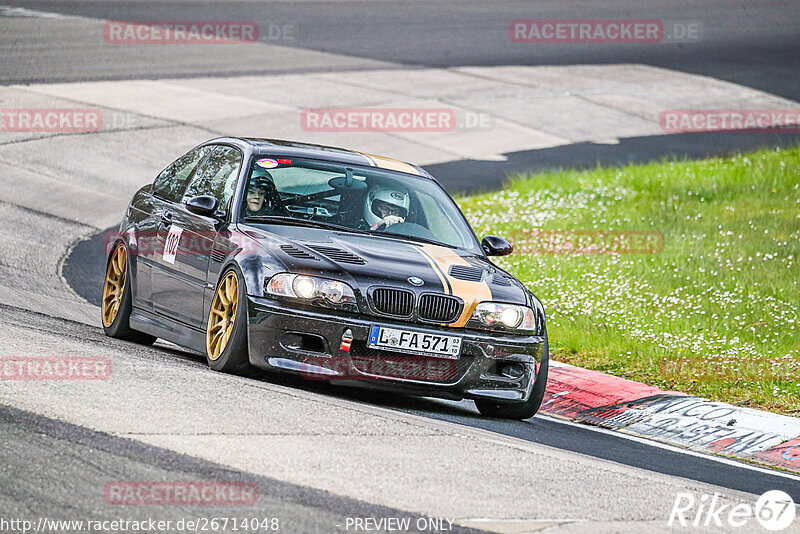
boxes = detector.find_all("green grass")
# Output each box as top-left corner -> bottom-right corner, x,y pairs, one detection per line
457,146 -> 800,414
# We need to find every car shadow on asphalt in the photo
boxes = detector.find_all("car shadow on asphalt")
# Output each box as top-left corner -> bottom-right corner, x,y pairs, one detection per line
247,367 -> 482,418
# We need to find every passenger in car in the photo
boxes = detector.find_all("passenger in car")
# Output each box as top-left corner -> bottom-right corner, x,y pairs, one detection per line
242,169 -> 286,217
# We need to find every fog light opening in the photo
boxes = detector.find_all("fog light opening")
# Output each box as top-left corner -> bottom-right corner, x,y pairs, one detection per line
497,362 -> 525,379
284,332 -> 327,354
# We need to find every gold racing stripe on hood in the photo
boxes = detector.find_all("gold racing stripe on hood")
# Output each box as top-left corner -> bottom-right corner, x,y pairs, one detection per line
357,152 -> 378,167
413,245 -> 450,295
415,243 -> 492,328
354,151 -> 423,176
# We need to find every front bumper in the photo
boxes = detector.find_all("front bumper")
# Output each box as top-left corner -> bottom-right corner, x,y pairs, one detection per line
246,296 -> 547,402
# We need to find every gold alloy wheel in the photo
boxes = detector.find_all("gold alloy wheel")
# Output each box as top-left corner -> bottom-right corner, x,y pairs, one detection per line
207,271 -> 239,360
101,243 -> 127,327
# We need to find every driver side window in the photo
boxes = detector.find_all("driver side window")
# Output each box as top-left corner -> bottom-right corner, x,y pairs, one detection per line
153,145 -> 212,202
181,145 -> 243,209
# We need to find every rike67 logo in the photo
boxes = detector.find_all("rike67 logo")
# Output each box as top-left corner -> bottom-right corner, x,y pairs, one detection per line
669,490 -> 796,531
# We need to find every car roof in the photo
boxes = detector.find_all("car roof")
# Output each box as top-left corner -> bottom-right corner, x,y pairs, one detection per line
206,137 -> 432,179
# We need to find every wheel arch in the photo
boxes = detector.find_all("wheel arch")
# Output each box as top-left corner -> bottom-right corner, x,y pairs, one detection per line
109,225 -> 144,304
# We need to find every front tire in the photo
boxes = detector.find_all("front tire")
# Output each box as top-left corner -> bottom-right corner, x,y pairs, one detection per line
101,242 -> 157,345
475,335 -> 549,420
206,266 -> 250,374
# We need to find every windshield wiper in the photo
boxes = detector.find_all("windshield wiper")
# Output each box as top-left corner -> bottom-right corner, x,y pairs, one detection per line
243,216 -> 370,235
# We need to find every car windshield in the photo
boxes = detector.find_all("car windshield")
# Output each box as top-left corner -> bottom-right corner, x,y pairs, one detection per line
238,157 -> 480,252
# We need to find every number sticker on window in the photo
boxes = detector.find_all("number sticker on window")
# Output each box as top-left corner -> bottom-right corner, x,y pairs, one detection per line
163,225 -> 183,264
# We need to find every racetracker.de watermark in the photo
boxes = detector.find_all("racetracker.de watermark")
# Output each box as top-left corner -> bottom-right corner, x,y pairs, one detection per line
0,108 -> 142,133
0,517 -> 280,533
299,356 -> 460,382
0,357 -> 111,380
509,229 -> 664,255
0,108 -> 102,133
103,20 -> 287,44
104,230 -> 262,261
660,109 -> 800,133
300,108 -> 494,132
509,19 -> 702,43
104,482 -> 259,506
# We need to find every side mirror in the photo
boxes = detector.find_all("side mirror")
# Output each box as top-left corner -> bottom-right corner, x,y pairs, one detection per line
185,195 -> 222,218
481,235 -> 513,256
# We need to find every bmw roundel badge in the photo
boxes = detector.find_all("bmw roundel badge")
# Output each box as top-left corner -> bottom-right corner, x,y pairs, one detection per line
408,276 -> 424,286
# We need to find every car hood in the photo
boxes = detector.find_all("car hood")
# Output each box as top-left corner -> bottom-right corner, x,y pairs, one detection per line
240,224 -> 530,324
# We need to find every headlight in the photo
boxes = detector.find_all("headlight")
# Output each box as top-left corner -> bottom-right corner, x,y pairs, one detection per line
319,279 -> 346,303
471,302 -> 536,332
266,273 -> 356,308
292,276 -> 317,299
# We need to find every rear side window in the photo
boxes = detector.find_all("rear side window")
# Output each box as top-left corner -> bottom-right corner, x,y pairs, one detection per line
153,146 -> 212,202
182,146 -> 243,209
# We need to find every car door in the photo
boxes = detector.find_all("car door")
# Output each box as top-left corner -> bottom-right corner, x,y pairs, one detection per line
140,145 -> 213,311
151,145 -> 243,329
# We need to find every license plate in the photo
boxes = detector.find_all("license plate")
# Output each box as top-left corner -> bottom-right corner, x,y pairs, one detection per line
368,325 -> 462,359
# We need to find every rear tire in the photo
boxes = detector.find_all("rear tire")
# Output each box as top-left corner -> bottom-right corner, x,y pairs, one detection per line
475,335 -> 549,420
101,242 -> 157,345
205,266 -> 251,374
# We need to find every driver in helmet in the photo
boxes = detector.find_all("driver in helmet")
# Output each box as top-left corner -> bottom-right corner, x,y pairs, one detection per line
242,169 -> 286,217
363,186 -> 410,230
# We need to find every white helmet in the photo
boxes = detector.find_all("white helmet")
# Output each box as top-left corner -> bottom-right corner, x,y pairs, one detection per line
363,186 -> 410,227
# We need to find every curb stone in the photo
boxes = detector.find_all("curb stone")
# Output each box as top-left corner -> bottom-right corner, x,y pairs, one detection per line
540,361 -> 800,474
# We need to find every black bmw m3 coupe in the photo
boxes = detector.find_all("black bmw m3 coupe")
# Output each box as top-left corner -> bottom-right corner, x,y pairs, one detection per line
101,137 -> 549,419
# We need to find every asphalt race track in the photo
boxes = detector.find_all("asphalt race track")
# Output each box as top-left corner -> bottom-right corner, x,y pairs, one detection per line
4,0 -> 800,101
2,0 -> 800,190
1,1 -> 799,533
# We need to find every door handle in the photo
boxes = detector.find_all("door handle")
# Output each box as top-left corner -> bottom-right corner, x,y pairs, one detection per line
160,212 -> 173,226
